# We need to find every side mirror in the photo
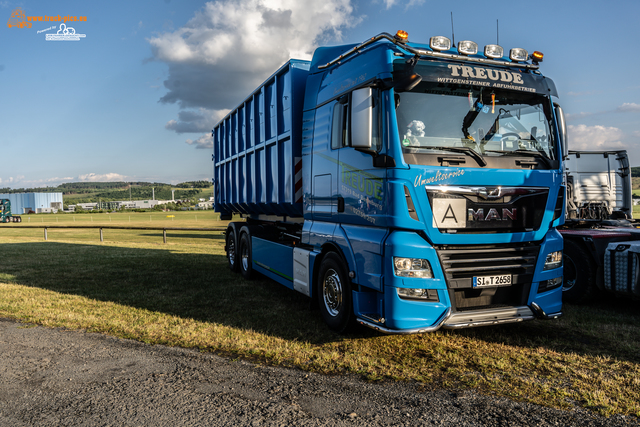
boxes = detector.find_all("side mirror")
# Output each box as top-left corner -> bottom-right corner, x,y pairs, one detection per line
351,87 -> 372,149
554,103 -> 568,159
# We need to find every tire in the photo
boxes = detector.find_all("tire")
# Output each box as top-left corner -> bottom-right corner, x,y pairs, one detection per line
563,239 -> 597,303
226,229 -> 239,273
239,232 -> 253,280
317,252 -> 354,333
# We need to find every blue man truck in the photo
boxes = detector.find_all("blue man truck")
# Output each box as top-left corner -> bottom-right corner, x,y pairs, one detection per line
213,31 -> 566,333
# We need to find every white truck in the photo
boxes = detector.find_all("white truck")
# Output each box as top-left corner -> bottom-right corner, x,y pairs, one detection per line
560,150 -> 640,302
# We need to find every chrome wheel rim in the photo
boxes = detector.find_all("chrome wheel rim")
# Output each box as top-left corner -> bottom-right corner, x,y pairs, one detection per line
228,239 -> 236,266
241,245 -> 249,271
322,269 -> 343,317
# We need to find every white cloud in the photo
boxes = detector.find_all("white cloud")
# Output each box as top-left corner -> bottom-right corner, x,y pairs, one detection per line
567,124 -> 626,150
616,103 -> 640,113
186,134 -> 214,150
381,0 -> 424,9
148,0 -> 362,147
78,173 -> 128,182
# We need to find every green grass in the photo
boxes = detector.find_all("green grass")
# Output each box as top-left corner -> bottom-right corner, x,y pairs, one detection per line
0,218 -> 639,418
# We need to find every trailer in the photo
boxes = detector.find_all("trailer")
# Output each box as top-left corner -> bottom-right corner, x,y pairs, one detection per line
560,150 -> 640,302
213,31 -> 566,333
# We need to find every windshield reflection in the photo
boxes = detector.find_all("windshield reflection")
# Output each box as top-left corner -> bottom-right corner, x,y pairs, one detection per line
395,83 -> 556,165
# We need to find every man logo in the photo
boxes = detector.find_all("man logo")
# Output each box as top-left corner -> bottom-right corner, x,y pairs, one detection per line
468,208 -> 517,221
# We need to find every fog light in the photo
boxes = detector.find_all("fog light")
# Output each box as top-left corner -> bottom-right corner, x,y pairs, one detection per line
544,251 -> 562,270
538,276 -> 562,293
397,288 -> 439,301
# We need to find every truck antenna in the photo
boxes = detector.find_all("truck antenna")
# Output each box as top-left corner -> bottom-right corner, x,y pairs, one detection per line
450,12 -> 456,47
496,19 -> 499,45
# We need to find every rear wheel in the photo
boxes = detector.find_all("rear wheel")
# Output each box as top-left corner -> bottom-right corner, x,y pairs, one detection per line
563,239 -> 597,303
317,252 -> 354,333
239,232 -> 253,280
226,229 -> 239,272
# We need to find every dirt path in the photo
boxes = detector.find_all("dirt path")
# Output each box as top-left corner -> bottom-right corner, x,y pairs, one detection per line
0,318 -> 637,426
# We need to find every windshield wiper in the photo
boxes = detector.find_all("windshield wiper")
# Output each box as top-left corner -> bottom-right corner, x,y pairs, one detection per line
426,146 -> 487,167
484,149 -> 552,168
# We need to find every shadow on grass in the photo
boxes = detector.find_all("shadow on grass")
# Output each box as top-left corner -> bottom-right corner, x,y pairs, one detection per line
1,241 -> 638,364
0,241 -> 364,345
450,295 -> 640,364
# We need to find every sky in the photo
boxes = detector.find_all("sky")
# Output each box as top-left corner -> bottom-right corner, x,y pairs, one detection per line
1,0 -> 639,189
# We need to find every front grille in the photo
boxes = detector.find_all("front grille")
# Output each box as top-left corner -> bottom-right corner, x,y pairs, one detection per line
426,186 -> 548,233
437,243 -> 540,311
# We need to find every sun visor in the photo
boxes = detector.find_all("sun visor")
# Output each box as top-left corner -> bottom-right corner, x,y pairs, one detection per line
399,61 -> 558,97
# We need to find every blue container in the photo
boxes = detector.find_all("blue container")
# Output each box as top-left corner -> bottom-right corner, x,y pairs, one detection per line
213,60 -> 310,219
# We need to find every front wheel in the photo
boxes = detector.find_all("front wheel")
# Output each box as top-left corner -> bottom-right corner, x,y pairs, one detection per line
317,252 -> 354,333
563,239 -> 597,303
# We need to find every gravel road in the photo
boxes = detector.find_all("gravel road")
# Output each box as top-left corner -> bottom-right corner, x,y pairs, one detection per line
0,317 -> 637,426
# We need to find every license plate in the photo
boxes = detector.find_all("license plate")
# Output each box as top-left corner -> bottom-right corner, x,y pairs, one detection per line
473,274 -> 512,288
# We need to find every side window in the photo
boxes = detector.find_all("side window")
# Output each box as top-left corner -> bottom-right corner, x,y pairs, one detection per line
331,89 -> 380,151
331,99 -> 349,149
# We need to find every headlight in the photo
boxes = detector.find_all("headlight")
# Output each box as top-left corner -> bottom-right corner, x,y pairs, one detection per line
544,251 -> 562,270
393,257 -> 433,278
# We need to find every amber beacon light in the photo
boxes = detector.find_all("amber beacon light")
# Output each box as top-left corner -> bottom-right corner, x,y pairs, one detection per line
531,51 -> 544,64
395,30 -> 409,42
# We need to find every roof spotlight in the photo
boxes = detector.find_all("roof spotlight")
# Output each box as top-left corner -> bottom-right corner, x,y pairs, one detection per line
484,44 -> 504,59
457,40 -> 478,55
430,36 -> 451,51
510,48 -> 529,62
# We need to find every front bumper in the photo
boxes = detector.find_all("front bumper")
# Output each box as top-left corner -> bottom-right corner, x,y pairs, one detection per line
357,304 -> 563,334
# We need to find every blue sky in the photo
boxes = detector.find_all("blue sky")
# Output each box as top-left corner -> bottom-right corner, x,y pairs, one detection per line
1,0 -> 639,189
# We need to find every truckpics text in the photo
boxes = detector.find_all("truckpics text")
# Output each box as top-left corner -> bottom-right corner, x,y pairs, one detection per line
213,31 -> 566,333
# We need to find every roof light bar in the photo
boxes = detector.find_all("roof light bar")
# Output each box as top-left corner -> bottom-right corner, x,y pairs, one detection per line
484,44 -> 504,59
316,32 -> 540,71
457,40 -> 478,56
430,36 -> 451,51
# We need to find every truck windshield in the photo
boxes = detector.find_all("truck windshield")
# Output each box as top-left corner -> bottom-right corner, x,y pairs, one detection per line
395,82 -> 556,166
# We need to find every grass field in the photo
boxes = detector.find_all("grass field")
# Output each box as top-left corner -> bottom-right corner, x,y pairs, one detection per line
0,212 -> 639,418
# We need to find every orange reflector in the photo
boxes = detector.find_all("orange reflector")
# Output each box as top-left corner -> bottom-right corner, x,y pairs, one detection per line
532,51 -> 544,62
395,30 -> 408,42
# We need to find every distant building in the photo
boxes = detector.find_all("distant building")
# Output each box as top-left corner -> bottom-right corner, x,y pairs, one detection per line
69,200 -> 170,211
197,201 -> 213,209
0,192 -> 63,214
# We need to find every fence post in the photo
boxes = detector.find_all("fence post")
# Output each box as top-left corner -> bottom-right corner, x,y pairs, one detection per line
163,229 -> 167,244
100,228 -> 103,242
44,227 -> 47,241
